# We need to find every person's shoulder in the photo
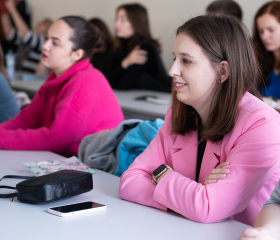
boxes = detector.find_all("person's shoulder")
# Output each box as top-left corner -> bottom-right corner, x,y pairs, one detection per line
70,63 -> 109,87
82,63 -> 107,80
239,92 -> 278,115
237,92 -> 280,129
0,73 -> 6,82
0,73 -> 9,87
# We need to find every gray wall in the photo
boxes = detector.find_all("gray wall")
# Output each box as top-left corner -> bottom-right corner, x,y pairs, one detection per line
28,0 -> 268,71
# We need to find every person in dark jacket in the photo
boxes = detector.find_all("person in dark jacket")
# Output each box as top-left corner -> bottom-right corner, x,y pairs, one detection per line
89,18 -> 115,80
108,3 -> 171,92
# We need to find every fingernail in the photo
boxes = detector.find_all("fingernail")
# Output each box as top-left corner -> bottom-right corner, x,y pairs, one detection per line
226,169 -> 230,173
222,174 -> 226,177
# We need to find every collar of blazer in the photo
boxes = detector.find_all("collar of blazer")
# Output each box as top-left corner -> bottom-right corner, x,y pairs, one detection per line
171,130 -> 222,183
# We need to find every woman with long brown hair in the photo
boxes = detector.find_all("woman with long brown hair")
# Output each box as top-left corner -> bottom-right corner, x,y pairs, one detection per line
253,1 -> 280,108
119,14 -> 280,227
108,3 -> 171,92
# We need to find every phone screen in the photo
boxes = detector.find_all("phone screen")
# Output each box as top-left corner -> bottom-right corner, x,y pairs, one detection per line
49,201 -> 105,213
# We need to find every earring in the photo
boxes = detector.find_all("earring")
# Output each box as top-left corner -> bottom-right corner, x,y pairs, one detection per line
70,59 -> 74,63
217,78 -> 222,83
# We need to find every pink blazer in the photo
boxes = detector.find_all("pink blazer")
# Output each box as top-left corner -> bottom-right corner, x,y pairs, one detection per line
119,92 -> 280,226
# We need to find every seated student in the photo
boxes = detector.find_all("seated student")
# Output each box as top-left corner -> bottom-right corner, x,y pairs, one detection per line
118,14 -> 280,226
89,18 -> 115,79
206,0 -> 243,20
253,1 -> 280,108
107,3 -> 171,92
0,45 -> 19,123
1,0 -> 52,72
0,15 -> 124,157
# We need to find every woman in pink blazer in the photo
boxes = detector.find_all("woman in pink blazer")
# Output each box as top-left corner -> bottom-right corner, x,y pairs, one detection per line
118,14 -> 280,226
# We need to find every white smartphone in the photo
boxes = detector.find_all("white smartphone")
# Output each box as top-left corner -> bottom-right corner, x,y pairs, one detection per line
48,201 -> 106,217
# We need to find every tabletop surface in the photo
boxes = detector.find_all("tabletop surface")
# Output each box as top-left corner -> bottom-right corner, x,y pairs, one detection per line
113,89 -> 171,119
0,150 -> 249,240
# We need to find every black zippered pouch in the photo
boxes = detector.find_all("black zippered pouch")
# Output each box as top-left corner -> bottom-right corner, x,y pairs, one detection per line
0,170 -> 93,203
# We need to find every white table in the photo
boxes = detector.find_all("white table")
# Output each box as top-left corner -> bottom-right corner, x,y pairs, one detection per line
12,77 -> 171,120
12,79 -> 45,98
114,89 -> 170,120
0,150 -> 249,240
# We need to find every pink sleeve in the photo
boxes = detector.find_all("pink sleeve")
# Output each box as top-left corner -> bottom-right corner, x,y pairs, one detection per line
119,108 -> 280,223
0,81 -> 94,154
119,108 -> 173,211
0,100 -> 84,153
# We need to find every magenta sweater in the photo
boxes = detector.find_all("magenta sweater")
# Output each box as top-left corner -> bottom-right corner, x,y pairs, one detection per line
0,59 -> 124,156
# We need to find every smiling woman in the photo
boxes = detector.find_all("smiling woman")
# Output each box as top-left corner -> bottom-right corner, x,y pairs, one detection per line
0,15 -> 124,157
170,33 -> 222,124
118,14 -> 280,227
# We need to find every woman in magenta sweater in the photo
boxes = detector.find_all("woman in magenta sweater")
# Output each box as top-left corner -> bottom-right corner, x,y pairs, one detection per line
0,16 -> 124,157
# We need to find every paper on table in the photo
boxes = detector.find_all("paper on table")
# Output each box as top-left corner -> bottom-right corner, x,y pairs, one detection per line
23,156 -> 94,175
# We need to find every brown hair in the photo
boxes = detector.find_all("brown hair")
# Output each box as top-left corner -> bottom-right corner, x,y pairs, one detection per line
60,16 -> 102,60
252,1 -> 280,88
89,18 -> 114,51
115,3 -> 160,53
206,0 -> 243,20
171,15 -> 261,143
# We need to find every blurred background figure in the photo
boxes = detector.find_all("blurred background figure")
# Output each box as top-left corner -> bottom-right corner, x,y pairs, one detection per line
108,3 -> 171,92
0,0 -> 31,55
1,0 -> 52,73
253,1 -> 280,109
206,0 -> 243,20
0,44 -> 19,123
89,17 -> 115,79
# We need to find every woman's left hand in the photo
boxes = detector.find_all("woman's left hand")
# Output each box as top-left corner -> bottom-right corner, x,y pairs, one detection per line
203,162 -> 230,185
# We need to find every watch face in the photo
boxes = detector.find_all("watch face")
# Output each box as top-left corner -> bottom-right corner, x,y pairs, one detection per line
153,164 -> 166,177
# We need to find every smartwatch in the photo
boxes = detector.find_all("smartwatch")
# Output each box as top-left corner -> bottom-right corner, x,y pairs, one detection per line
152,164 -> 172,184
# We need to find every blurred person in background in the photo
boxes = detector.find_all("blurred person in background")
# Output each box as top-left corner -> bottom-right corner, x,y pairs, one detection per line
1,0 -> 52,72
89,17 -> 115,79
108,3 -> 171,92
